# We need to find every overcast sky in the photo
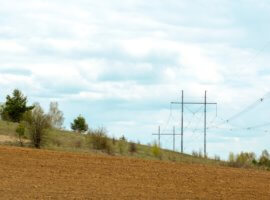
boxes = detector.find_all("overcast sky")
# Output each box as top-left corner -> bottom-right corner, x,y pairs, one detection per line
1,0 -> 270,158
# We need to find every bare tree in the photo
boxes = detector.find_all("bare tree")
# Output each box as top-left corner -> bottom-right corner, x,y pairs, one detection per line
24,103 -> 51,148
48,101 -> 64,129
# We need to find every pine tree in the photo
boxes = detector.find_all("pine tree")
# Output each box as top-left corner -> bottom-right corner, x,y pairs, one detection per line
1,89 -> 34,122
71,115 -> 88,133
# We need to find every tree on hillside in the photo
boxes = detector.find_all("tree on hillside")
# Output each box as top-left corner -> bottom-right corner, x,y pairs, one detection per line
1,89 -> 34,122
71,115 -> 88,133
259,150 -> 270,166
48,101 -> 64,129
23,103 -> 51,148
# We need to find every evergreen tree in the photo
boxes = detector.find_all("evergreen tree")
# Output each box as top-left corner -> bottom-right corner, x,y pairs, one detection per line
1,89 -> 34,122
71,115 -> 88,133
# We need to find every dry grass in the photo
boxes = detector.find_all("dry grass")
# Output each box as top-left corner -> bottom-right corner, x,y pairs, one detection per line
0,120 -> 225,166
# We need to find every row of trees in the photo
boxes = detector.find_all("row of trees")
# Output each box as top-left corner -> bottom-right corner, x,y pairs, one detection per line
0,89 -> 89,148
228,150 -> 270,168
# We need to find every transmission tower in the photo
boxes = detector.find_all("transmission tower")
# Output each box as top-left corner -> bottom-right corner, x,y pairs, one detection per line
171,90 -> 217,157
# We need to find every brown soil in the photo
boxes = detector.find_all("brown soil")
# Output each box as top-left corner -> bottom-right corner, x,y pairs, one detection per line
0,146 -> 270,200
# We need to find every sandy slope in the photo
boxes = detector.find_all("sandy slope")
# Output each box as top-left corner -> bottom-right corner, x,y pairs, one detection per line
0,135 -> 17,143
0,146 -> 270,199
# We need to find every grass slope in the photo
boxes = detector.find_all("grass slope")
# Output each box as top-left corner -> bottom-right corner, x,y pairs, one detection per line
0,120 -> 223,165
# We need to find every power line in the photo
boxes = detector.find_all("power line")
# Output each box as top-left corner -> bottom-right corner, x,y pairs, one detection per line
184,105 -> 204,115
246,41 -> 270,65
226,96 -> 268,122
211,92 -> 270,129
160,104 -> 173,134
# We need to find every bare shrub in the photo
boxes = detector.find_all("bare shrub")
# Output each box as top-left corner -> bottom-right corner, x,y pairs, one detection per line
23,103 -> 51,148
168,154 -> 176,162
50,137 -> 62,147
16,123 -> 25,147
87,128 -> 114,155
192,150 -> 203,158
119,135 -> 126,141
129,142 -> 137,154
112,137 -> 116,145
214,155 -> 221,161
74,139 -> 83,149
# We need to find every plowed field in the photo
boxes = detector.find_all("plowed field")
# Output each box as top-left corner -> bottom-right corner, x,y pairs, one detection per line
0,146 -> 270,199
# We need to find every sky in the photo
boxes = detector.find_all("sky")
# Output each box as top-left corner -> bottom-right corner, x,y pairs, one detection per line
1,0 -> 270,159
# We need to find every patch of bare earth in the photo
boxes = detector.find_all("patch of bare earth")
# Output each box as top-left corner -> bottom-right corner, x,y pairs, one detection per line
0,135 -> 17,143
0,146 -> 270,199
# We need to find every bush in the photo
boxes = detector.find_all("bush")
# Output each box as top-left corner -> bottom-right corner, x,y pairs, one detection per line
168,154 -> 176,162
120,135 -> 126,141
117,138 -> 127,155
236,152 -> 256,165
23,103 -> 51,149
258,150 -> 270,167
73,139 -> 83,149
214,155 -> 221,161
112,137 -> 116,145
192,150 -> 203,158
151,142 -> 162,159
129,142 -> 137,154
228,152 -> 256,168
227,150 -> 270,169
87,128 -> 114,155
50,137 -> 62,147
228,152 -> 235,163
16,123 -> 25,147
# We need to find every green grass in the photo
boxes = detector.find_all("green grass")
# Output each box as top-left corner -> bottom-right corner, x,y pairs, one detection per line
0,120 -> 17,137
0,120 -> 225,166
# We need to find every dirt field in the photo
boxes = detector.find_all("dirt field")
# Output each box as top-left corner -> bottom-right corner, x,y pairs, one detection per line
0,146 -> 270,199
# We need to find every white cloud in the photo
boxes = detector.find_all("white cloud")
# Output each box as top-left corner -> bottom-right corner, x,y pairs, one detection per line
0,40 -> 27,53
1,0 -> 270,158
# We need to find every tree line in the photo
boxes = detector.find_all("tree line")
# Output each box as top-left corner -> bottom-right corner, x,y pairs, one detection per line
0,89 -> 89,148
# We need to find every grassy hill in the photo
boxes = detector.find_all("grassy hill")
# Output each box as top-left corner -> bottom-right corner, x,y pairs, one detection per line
0,120 -> 225,166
